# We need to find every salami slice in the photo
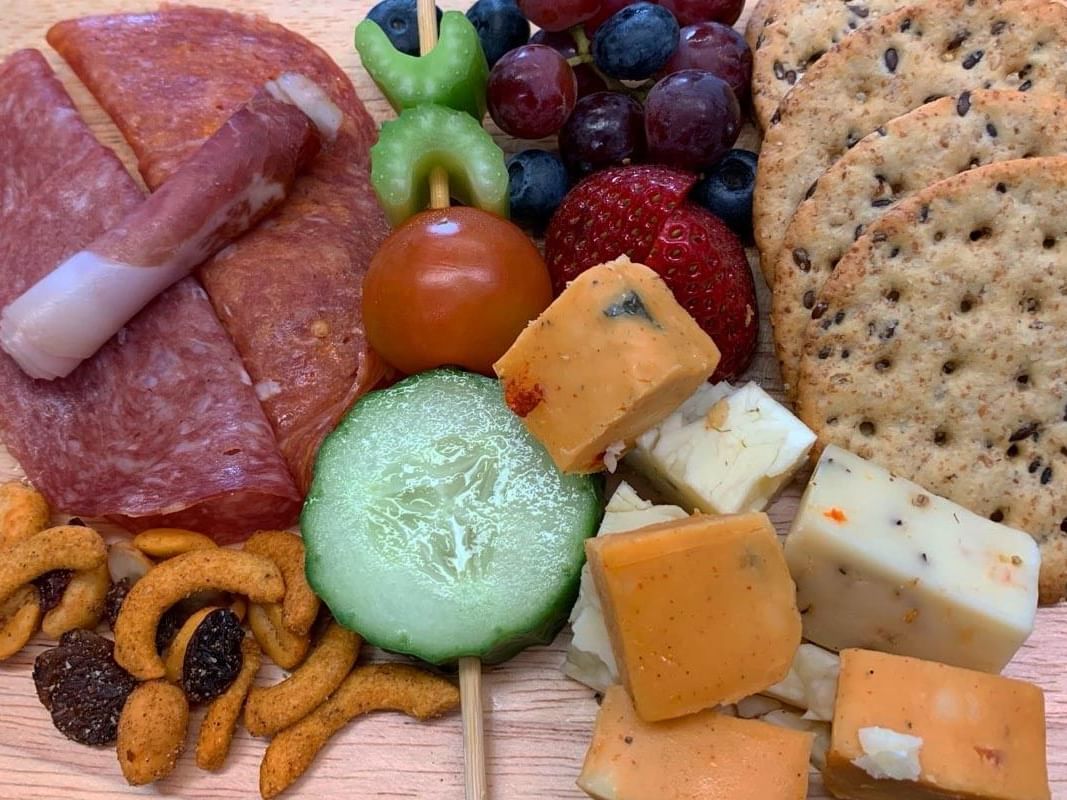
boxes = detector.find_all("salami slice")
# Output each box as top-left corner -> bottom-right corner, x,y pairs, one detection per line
49,9 -> 392,490
2,83 -> 323,381
0,50 -> 301,542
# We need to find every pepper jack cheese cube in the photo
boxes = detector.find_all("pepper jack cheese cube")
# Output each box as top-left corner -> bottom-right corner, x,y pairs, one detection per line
628,381 -> 816,514
578,685 -> 812,800
825,649 -> 1050,800
564,482 -> 688,692
784,446 -> 1039,673
493,256 -> 720,473
586,512 -> 802,721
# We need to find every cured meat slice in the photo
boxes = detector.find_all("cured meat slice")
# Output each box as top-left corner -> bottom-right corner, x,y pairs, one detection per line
49,8 -> 392,490
1,81 -> 324,380
0,49 -> 301,542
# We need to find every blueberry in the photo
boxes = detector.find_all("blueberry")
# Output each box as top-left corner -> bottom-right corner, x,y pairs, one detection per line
593,3 -> 680,81
691,149 -> 758,241
367,0 -> 442,56
507,149 -> 570,230
467,0 -> 531,67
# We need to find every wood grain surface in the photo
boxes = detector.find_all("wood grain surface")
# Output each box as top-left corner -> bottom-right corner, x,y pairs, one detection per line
0,1 -> 1064,798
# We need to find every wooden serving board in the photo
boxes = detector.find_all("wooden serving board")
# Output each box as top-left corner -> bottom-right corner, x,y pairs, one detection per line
0,1 -> 1063,798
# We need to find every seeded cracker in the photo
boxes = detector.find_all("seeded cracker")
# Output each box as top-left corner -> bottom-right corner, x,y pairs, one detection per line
754,0 -> 1067,278
751,0 -> 908,131
795,157 -> 1067,604
773,90 -> 1067,395
744,0 -> 784,51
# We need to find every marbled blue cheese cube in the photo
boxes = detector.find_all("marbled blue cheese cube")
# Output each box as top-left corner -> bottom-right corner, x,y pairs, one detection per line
784,446 -> 1039,673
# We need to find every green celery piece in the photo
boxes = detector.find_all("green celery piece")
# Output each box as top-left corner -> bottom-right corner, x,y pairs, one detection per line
371,104 -> 509,226
355,11 -> 489,120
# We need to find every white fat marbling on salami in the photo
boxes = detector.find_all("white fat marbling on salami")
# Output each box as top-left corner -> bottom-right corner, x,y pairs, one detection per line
266,72 -> 343,141
0,49 -> 300,542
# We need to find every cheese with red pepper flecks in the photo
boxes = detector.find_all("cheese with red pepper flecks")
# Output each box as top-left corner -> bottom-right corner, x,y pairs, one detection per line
784,446 -> 1039,673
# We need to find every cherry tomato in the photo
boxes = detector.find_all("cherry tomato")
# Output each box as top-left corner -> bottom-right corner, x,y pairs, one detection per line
364,207 -> 553,376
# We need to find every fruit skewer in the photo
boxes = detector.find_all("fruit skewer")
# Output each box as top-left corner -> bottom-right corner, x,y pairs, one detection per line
414,4 -> 488,799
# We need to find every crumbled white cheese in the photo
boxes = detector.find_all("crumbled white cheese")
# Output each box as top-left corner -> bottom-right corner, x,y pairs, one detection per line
761,709 -> 832,770
627,382 -> 816,514
563,482 -> 687,691
763,644 -> 840,721
602,440 -> 626,474
852,727 -> 923,781
735,695 -> 783,719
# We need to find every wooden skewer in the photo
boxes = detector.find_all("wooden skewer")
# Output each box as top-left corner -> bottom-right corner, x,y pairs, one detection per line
416,3 -> 487,799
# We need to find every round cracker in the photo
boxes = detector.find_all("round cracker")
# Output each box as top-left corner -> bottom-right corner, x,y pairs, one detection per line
795,156 -> 1067,604
773,90 -> 1067,395
744,0 -> 785,51
752,0 -> 908,130
754,0 -> 1067,278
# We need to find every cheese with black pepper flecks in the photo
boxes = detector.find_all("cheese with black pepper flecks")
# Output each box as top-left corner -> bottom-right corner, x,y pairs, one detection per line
785,446 -> 1039,673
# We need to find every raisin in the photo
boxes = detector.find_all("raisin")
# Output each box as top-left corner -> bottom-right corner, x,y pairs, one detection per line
34,569 -> 74,614
104,578 -> 133,631
182,608 -> 244,704
32,630 -> 137,746
156,603 -> 193,654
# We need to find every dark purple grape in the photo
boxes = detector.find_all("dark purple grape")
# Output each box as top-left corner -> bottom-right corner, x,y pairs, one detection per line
662,22 -> 752,102
645,69 -> 740,171
488,45 -> 578,139
518,0 -> 603,31
593,3 -> 679,81
658,0 -> 744,26
529,30 -> 608,97
559,92 -> 645,176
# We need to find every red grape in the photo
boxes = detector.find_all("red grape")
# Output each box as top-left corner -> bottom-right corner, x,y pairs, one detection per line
517,0 -> 602,31
529,28 -> 578,58
645,70 -> 740,171
530,30 -> 609,97
488,45 -> 578,139
558,91 -> 645,176
657,0 -> 744,26
583,0 -> 634,33
662,22 -> 752,101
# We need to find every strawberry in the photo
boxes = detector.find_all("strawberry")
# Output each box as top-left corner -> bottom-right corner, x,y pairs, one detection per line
544,165 -> 698,294
545,165 -> 758,383
646,205 -> 757,381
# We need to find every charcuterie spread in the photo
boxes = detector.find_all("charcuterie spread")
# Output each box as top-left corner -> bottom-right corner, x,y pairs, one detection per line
0,0 -> 1063,798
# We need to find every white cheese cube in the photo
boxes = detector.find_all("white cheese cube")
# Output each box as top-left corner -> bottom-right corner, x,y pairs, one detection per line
785,446 -> 1039,673
627,382 -> 816,515
564,482 -> 687,691
763,643 -> 839,721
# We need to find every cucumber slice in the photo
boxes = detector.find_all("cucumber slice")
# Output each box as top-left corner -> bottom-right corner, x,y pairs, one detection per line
302,369 -> 602,665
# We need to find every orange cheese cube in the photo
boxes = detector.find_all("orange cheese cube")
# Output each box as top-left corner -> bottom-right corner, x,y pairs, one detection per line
586,512 -> 802,721
824,649 -> 1050,800
578,685 -> 813,800
493,256 -> 720,473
